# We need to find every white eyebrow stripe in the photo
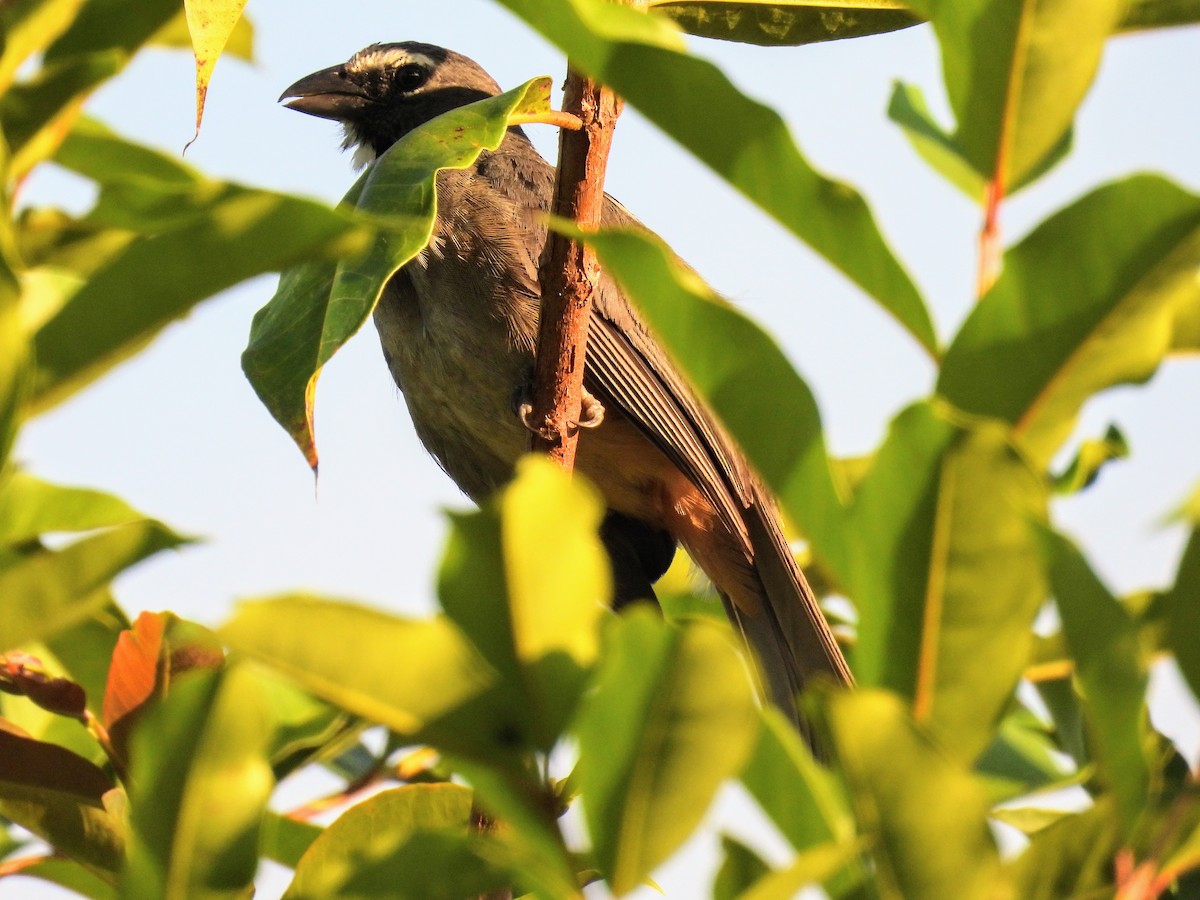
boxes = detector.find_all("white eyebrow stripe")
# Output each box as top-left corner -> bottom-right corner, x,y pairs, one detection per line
350,48 -> 437,73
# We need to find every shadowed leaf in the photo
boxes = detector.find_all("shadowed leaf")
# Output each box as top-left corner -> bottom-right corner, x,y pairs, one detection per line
649,0 -> 921,45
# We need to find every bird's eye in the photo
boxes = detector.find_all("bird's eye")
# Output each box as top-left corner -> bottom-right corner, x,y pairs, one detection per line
395,64 -> 427,91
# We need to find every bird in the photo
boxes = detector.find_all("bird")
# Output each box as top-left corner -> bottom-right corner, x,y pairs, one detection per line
279,41 -> 852,720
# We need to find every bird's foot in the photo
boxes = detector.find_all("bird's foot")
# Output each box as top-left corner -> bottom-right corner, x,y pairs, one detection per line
513,373 -> 605,439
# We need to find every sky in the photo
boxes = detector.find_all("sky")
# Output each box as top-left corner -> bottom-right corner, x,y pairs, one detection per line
8,2 -> 1200,897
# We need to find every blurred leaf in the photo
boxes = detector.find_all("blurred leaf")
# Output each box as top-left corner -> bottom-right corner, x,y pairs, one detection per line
1,652 -> 87,719
1033,672 -> 1089,768
495,0 -> 936,355
0,471 -> 148,544
0,520 -> 187,653
220,596 -> 494,735
739,840 -> 864,900
182,0 -> 249,146
0,50 -> 124,180
123,666 -> 273,900
648,0 -> 921,45
741,707 -> 854,852
905,0 -> 1122,189
0,854 -> 117,898
576,610 -> 759,895
282,784 -> 485,899
974,705 -> 1076,802
848,403 -> 1046,761
150,8 -> 254,60
823,689 -> 1003,900
1007,799 -> 1118,899
44,603 -> 130,717
714,835 -> 770,900
578,226 -> 851,581
0,257 -> 24,476
989,806 -> 1072,836
887,81 -> 1073,201
43,0 -> 180,64
0,726 -> 122,875
243,78 -> 552,470
436,457 -> 608,753
1166,526 -> 1200,703
1173,293 -> 1200,352
939,176 -> 1200,467
1035,527 -> 1150,834
1051,424 -> 1129,494
252,672 -> 358,779
0,0 -> 87,94
1119,0 -> 1200,30
259,812 -> 322,869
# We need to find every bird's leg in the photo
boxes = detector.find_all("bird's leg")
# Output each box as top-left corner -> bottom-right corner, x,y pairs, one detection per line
513,365 -> 604,438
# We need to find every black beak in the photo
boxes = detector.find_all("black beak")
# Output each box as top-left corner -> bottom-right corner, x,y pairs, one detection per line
279,64 -> 371,120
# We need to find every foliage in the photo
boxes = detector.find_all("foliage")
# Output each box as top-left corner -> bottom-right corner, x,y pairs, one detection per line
2,0 -> 1199,898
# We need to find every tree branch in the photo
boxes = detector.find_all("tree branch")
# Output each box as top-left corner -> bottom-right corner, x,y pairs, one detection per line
528,68 -> 623,468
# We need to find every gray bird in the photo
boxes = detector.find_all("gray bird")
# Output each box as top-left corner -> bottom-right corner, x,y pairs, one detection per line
280,42 -> 852,718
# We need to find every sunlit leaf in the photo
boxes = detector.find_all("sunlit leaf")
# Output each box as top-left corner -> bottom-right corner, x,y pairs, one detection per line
739,840 -> 864,900
1035,527 -> 1151,834
220,595 -> 493,735
0,854 -> 117,899
494,0 -> 936,354
848,403 -> 1046,762
123,666 -> 273,900
1119,0 -> 1200,30
974,705 -> 1077,802
0,520 -> 188,652
243,78 -> 553,468
1006,799 -> 1119,899
0,471 -> 148,544
43,0 -> 180,64
576,225 -> 851,582
648,0 -> 921,45
823,689 -> 1003,899
1050,424 -> 1129,494
259,813 -> 322,870
0,726 -> 122,876
576,610 -> 759,894
939,176 -> 1200,467
905,0 -> 1123,189
182,0 -> 250,145
150,8 -> 254,61
0,255 -> 24,476
0,0 -> 87,94
282,785 -> 498,900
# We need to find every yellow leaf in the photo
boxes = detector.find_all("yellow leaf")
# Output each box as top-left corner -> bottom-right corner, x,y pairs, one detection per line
183,0 -> 249,148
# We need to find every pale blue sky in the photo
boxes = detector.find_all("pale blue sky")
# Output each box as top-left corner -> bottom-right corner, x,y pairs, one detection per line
8,3 -> 1200,896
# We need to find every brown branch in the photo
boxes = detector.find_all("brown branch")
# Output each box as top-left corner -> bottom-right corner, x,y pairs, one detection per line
528,69 -> 623,468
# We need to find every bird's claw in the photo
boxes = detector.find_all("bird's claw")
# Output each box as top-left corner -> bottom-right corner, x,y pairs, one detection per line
514,387 -> 605,439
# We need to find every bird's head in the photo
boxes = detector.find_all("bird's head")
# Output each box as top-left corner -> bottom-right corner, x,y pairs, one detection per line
279,42 -> 502,168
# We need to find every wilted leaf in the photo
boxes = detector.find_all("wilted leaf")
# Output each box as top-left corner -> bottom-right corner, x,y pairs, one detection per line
243,77 -> 553,468
576,610 -> 759,894
848,403 -> 1046,762
123,665 -> 274,900
939,176 -> 1200,467
182,0 -> 250,145
1035,527 -> 1150,834
649,0 -> 921,45
0,652 -> 87,719
220,596 -> 493,735
150,8 -> 253,61
823,689 -> 1003,900
0,727 -> 122,875
494,0 -> 936,354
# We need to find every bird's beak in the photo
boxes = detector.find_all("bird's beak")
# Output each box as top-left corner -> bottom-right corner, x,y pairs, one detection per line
279,64 -> 370,120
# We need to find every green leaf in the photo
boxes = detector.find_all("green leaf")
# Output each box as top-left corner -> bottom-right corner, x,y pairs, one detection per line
259,813 -> 322,870
1119,0 -> 1200,31
281,784 -> 495,900
823,689 -> 1003,900
713,835 -> 770,900
219,595 -> 493,735
1034,527 -> 1151,835
242,77 -> 553,468
886,81 -> 1073,201
575,610 -> 759,894
1006,799 -> 1119,899
43,0 -> 180,64
906,0 -> 1123,189
740,707 -> 854,853
1167,527 -> 1200,704
438,456 -> 609,752
848,402 -> 1046,762
0,519 -> 187,652
648,0 -> 921,46
494,0 -> 937,355
1050,424 -> 1129,494
0,0 -> 87,94
122,665 -> 274,900
0,471 -> 149,544
0,726 -> 122,876
0,854 -> 118,899
738,840 -> 864,900
974,705 -> 1077,802
939,175 -> 1200,467
577,226 -> 851,582
0,256 -> 24,476
252,671 -> 358,780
